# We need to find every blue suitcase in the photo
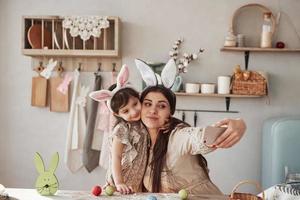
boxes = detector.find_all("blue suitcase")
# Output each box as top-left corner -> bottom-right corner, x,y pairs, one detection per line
262,117 -> 300,189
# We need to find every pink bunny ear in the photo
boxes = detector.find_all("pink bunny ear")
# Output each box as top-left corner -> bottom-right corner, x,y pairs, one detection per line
89,90 -> 113,102
117,64 -> 129,87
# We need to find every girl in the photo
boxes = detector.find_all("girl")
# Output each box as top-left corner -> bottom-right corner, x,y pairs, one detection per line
89,65 -> 149,194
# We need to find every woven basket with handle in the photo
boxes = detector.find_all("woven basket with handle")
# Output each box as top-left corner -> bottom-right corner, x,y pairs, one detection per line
229,180 -> 265,200
231,70 -> 267,95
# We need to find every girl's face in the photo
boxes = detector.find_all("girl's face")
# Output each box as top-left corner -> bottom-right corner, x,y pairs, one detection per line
116,96 -> 141,122
141,92 -> 171,130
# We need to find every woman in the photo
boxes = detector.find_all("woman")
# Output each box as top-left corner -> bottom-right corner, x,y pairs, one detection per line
140,85 -> 246,194
135,58 -> 246,195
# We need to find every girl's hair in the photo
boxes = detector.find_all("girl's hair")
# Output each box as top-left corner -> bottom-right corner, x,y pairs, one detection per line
140,85 -> 209,192
108,84 -> 140,114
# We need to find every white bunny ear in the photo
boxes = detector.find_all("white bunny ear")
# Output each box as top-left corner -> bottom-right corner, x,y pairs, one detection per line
117,64 -> 129,88
161,59 -> 177,88
135,59 -> 157,86
89,90 -> 113,102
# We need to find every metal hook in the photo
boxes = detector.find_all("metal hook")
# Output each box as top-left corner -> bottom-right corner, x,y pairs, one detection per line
97,63 -> 102,72
39,61 -> 43,67
112,63 -> 116,72
194,112 -> 198,127
59,61 -> 63,67
78,63 -> 82,71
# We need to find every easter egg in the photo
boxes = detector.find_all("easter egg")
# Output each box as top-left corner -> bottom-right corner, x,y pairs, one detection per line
105,185 -> 115,196
91,185 -> 102,196
178,189 -> 188,200
146,195 -> 157,200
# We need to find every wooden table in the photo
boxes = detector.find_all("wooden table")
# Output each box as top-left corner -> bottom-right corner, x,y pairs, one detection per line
2,188 -> 229,200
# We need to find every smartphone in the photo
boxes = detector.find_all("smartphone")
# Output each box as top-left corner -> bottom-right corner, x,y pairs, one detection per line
203,126 -> 227,146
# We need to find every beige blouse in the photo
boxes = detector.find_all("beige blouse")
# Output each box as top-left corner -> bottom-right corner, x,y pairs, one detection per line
106,120 -> 149,192
143,126 -> 223,195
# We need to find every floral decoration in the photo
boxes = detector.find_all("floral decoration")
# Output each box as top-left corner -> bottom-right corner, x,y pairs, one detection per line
169,38 -> 204,73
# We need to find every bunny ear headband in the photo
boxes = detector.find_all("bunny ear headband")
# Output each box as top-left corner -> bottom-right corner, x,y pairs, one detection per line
135,58 -> 177,88
89,64 -> 130,112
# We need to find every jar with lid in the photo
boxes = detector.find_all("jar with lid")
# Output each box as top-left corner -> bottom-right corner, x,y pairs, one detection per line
224,29 -> 237,47
260,12 -> 273,48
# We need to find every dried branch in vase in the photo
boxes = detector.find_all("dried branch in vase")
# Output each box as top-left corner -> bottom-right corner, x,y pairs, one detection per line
169,38 -> 204,73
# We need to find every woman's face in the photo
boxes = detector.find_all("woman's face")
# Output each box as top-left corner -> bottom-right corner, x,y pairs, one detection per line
141,91 -> 171,130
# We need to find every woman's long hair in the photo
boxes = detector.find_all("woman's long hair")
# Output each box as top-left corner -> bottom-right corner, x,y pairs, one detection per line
140,86 -> 209,192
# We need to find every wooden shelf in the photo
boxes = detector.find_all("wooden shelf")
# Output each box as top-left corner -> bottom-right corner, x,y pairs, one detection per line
221,47 -> 300,52
175,92 -> 264,98
175,92 -> 265,112
22,49 -> 119,57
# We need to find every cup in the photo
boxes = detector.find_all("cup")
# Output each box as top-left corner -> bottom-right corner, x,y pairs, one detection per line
217,76 -> 231,94
185,83 -> 200,93
201,83 -> 215,94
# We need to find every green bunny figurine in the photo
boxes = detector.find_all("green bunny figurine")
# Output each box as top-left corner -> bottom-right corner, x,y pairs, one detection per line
34,152 -> 59,196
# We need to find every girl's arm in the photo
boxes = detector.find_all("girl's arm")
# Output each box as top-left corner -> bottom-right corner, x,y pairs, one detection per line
111,136 -> 132,194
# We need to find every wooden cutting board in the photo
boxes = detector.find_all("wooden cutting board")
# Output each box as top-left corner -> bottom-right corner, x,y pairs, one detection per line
31,76 -> 47,107
49,76 -> 69,112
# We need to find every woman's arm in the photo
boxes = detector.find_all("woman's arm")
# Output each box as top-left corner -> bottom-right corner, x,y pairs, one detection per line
111,136 -> 132,194
212,118 -> 246,148
168,127 -> 215,156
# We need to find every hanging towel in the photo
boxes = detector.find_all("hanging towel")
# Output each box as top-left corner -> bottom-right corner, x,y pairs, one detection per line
97,102 -> 111,132
64,69 -> 89,173
99,106 -> 116,169
83,73 -> 102,172
97,71 -> 117,169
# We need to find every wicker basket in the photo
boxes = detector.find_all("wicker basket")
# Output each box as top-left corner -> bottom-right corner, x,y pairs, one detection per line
231,70 -> 267,95
230,180 -> 265,200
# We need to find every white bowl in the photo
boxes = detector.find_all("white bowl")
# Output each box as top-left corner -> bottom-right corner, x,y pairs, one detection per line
201,83 -> 215,94
185,83 -> 200,93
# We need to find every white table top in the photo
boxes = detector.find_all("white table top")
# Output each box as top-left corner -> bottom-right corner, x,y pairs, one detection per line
2,188 -> 228,200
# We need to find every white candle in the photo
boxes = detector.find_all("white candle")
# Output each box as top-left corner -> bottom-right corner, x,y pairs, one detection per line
218,76 -> 231,94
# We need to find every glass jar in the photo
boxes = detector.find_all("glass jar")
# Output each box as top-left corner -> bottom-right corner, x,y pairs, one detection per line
260,12 -> 272,48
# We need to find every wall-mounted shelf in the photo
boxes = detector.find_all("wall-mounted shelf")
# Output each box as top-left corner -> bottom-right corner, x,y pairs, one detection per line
22,15 -> 120,58
221,47 -> 300,70
22,49 -> 119,57
175,92 -> 263,98
175,92 -> 265,113
221,47 -> 300,52
22,15 -> 122,71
